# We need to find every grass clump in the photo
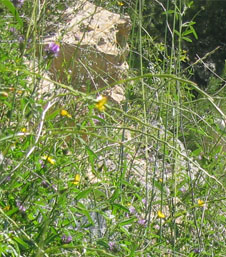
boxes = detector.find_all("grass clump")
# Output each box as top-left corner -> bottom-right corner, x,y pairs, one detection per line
0,0 -> 225,256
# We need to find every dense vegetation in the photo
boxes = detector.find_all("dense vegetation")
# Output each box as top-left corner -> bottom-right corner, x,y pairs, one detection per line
0,0 -> 225,256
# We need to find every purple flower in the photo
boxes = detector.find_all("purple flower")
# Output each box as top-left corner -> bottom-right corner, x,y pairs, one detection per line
6,176 -> 11,182
52,184 -> 57,192
137,218 -> 147,226
129,206 -> 136,215
179,186 -> 186,193
41,180 -> 49,188
61,234 -> 72,244
18,36 -> 24,43
10,27 -> 17,34
142,198 -> 147,205
193,248 -> 201,254
108,241 -> 116,251
12,0 -> 24,8
9,27 -> 24,43
46,42 -> 60,57
16,202 -> 26,213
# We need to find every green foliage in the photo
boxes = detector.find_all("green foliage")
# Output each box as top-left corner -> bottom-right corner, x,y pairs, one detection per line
0,0 -> 225,256
1,0 -> 23,28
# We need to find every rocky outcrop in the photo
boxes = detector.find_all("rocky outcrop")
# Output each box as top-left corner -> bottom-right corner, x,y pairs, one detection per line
43,0 -> 131,101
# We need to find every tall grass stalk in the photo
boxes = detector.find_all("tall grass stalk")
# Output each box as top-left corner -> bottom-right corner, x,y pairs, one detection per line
0,0 -> 225,256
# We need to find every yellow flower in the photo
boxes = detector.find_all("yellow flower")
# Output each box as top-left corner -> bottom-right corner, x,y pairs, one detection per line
3,205 -> 10,211
21,127 -> 27,133
72,174 -> 81,185
117,1 -> 124,6
42,155 -> 56,165
198,199 -> 204,207
60,109 -> 72,118
158,210 -> 165,219
95,95 -> 107,112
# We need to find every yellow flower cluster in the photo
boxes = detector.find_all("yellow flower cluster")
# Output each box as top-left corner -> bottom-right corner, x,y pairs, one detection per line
3,205 -> 10,211
117,1 -> 124,6
95,95 -> 107,112
21,127 -> 27,133
198,199 -> 205,207
72,174 -> 81,185
60,109 -> 72,118
42,155 -> 56,165
158,210 -> 165,219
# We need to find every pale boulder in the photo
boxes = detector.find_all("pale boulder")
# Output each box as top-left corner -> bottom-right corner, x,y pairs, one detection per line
44,0 -> 131,101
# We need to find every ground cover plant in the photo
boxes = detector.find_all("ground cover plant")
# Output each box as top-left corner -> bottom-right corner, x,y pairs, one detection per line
0,0 -> 225,256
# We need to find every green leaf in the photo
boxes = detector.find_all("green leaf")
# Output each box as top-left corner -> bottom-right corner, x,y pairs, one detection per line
191,148 -> 202,157
13,237 -> 29,249
93,189 -> 106,199
6,207 -> 18,216
91,115 -> 106,123
189,127 -> 210,137
182,36 -> 192,42
46,109 -> 60,121
119,217 -> 136,227
96,239 -> 109,248
77,202 -> 94,225
109,188 -> 120,203
153,179 -> 166,193
86,146 -> 97,160
162,10 -> 175,15
119,225 -> 130,236
87,248 -> 117,257
2,0 -> 23,28
112,203 -> 129,213
190,25 -> 198,39
174,29 -> 181,37
75,188 -> 92,200
86,146 -> 97,171
182,29 -> 194,36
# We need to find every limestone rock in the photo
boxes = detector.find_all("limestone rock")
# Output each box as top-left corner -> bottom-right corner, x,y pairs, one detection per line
44,0 -> 131,98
